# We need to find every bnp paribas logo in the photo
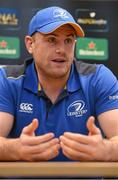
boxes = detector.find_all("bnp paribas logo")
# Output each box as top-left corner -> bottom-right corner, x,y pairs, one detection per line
76,37 -> 108,60
0,36 -> 20,59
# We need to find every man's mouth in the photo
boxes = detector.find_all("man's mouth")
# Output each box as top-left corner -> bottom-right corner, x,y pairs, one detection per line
51,59 -> 66,63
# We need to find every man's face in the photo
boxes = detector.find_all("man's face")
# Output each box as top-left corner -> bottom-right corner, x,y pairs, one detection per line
26,25 -> 76,79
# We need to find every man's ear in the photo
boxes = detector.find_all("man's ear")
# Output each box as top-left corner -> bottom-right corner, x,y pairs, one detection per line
25,35 -> 34,54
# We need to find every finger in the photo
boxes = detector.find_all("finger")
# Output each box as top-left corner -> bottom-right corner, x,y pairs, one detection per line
26,138 -> 60,154
87,116 -> 101,135
61,142 -> 92,161
60,135 -> 91,154
22,119 -> 39,135
60,132 -> 92,144
31,144 -> 60,161
21,133 -> 55,146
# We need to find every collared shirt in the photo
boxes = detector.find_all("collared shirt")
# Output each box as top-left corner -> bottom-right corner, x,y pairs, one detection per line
0,58 -> 118,161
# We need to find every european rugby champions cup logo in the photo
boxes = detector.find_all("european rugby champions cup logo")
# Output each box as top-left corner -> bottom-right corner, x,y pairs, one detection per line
0,8 -> 20,29
67,100 -> 87,117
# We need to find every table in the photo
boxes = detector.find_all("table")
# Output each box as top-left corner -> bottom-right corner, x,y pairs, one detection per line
0,162 -> 118,178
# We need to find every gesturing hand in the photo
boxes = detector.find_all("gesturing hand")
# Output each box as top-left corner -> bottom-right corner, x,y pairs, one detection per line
16,119 -> 60,161
60,116 -> 110,161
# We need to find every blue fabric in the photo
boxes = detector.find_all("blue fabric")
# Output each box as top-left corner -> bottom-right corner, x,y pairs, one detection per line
28,6 -> 84,37
0,60 -> 118,161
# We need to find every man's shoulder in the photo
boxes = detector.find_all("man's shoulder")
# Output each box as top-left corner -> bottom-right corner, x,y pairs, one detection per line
3,64 -> 25,78
1,58 -> 33,79
74,60 -> 98,76
74,60 -> 115,83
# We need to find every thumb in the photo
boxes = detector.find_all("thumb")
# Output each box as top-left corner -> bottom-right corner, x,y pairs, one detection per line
22,118 -> 39,136
87,116 -> 101,135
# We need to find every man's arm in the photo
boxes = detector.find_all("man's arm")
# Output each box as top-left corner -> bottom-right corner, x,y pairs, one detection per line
0,113 -> 60,161
0,112 -> 19,160
98,109 -> 118,161
98,109 -> 118,138
0,112 -> 14,137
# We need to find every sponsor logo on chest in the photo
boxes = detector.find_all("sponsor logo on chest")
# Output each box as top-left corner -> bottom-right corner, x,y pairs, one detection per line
19,103 -> 33,114
67,100 -> 87,117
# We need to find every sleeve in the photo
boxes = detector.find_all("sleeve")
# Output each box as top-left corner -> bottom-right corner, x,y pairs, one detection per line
93,65 -> 118,116
0,68 -> 15,115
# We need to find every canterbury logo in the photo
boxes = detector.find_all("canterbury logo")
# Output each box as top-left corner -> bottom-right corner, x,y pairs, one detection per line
19,103 -> 33,113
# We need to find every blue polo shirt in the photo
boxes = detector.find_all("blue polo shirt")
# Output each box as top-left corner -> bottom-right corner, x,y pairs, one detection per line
0,58 -> 118,161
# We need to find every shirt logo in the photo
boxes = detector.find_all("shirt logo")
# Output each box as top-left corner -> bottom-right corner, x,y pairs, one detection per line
67,100 -> 87,117
19,103 -> 33,114
53,8 -> 69,19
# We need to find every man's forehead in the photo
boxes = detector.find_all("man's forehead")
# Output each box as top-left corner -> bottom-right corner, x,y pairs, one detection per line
47,24 -> 77,36
33,24 -> 76,38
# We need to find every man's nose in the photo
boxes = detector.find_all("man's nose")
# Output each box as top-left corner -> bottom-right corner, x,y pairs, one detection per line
55,42 -> 66,54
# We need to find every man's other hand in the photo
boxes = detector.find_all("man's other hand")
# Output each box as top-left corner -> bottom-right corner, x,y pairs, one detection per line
60,116 -> 111,161
16,119 -> 60,161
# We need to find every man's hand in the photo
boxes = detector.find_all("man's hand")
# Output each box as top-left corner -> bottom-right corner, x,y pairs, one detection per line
16,119 -> 60,161
60,116 -> 111,161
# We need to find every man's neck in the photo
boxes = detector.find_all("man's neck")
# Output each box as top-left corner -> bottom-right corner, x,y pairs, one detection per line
38,74 -> 69,103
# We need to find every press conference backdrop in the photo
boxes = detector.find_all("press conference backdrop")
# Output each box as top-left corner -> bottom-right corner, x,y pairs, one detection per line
0,0 -> 118,77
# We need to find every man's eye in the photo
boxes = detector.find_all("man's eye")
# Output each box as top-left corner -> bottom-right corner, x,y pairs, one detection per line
48,37 -> 56,44
65,38 -> 73,44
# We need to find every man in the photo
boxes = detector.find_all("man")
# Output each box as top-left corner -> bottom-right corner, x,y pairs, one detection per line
0,6 -> 118,161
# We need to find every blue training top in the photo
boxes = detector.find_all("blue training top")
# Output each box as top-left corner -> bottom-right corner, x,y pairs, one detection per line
0,58 -> 118,161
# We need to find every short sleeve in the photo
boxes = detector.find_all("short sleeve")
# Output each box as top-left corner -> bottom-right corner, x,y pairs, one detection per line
0,68 -> 15,115
93,65 -> 118,116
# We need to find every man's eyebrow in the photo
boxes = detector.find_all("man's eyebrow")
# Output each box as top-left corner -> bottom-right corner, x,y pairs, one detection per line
45,33 -> 57,37
45,33 -> 76,38
67,33 -> 76,38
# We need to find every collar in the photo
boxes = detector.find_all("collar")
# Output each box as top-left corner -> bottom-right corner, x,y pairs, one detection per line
24,59 -> 38,94
66,62 -> 81,92
24,59 -> 81,94
38,61 -> 81,94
